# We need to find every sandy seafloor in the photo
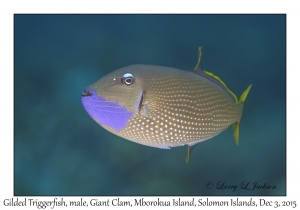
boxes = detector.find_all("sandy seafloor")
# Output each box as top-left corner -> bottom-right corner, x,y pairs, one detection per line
14,14 -> 286,195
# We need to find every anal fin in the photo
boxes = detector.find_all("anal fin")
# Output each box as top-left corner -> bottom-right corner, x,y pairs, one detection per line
185,144 -> 198,163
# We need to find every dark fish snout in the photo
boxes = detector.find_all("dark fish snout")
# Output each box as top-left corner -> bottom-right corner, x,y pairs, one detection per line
81,88 -> 93,97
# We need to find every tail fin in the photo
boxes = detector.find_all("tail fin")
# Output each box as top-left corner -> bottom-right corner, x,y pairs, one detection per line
233,84 -> 252,145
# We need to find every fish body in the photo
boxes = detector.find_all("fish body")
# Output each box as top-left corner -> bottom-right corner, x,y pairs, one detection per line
81,47 -> 251,161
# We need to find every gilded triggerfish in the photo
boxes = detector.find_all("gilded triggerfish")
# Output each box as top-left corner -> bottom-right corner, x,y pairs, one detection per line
81,47 -> 251,162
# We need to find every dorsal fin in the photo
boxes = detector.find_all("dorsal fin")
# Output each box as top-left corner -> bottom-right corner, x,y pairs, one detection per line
192,46 -> 238,104
192,46 -> 207,77
194,46 -> 203,71
203,70 -> 238,104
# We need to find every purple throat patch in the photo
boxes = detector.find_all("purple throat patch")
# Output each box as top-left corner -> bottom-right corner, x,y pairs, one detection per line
81,88 -> 142,132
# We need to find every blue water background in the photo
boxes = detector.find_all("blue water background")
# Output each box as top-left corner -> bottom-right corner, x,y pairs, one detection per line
14,14 -> 286,196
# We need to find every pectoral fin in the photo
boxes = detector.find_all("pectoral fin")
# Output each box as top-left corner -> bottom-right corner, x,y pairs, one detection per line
137,91 -> 151,118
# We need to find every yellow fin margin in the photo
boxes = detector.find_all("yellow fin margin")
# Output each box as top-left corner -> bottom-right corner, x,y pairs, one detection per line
239,84 -> 252,105
203,70 -> 239,104
233,122 -> 240,145
233,84 -> 252,145
186,146 -> 191,163
194,46 -> 203,70
194,46 -> 239,105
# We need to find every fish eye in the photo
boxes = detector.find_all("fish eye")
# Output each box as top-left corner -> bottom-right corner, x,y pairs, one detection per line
121,73 -> 135,86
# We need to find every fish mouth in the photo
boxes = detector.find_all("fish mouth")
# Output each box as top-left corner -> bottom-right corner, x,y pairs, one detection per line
81,88 -> 93,97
